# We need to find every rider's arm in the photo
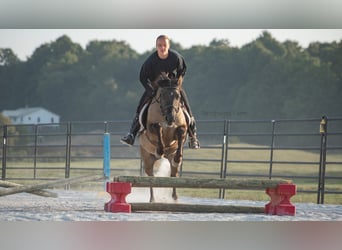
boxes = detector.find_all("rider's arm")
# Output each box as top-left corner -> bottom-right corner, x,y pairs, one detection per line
139,60 -> 153,90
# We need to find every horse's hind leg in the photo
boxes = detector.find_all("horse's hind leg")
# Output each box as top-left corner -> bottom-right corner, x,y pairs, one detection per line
141,148 -> 157,202
145,165 -> 156,203
171,187 -> 178,201
149,187 -> 155,203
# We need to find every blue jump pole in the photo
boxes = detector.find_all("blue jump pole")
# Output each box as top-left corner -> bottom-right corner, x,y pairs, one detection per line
103,133 -> 111,187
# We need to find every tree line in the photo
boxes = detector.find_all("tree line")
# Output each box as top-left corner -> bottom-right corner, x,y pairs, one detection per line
1,31 -> 341,123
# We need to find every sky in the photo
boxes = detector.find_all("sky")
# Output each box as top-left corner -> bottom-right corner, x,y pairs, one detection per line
1,29 -> 342,60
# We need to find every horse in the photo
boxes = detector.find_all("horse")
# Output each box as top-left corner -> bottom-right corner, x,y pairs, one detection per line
139,74 -> 188,202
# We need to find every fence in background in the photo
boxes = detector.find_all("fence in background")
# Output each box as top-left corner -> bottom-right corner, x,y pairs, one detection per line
1,117 -> 341,204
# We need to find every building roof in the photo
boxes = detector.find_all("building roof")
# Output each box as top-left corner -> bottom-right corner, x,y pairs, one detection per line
2,107 -> 59,117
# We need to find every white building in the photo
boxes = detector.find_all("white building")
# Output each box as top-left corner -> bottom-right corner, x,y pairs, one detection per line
1,107 -> 60,125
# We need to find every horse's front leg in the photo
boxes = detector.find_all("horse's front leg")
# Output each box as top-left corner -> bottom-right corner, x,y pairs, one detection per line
150,123 -> 164,156
174,126 -> 187,164
171,126 -> 187,201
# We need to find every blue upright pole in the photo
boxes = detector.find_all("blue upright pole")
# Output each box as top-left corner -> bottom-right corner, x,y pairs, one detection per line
103,133 -> 111,186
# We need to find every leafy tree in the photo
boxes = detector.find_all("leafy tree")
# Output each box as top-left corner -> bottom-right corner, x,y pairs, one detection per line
0,32 -> 341,123
0,48 -> 20,66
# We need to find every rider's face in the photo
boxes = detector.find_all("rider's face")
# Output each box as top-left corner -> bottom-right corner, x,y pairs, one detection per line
156,38 -> 170,59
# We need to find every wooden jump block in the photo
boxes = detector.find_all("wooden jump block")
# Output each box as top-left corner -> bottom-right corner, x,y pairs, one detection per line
105,176 -> 296,215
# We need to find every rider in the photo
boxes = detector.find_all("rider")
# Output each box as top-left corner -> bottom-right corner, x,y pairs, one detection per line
120,35 -> 200,149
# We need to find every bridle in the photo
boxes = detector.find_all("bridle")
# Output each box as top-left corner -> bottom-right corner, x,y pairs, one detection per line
153,79 -> 182,118
160,86 -> 181,116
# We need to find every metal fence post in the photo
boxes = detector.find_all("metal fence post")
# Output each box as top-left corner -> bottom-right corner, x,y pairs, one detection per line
219,120 -> 227,199
269,120 -> 276,179
2,125 -> 7,180
65,122 -> 72,180
221,120 -> 230,199
33,124 -> 38,179
140,160 -> 144,176
317,116 -> 328,204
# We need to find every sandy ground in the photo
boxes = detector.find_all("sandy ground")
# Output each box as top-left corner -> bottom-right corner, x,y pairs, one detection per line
1,187 -> 341,221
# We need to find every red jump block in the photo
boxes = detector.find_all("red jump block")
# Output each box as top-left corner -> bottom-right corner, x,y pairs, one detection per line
104,182 -> 132,213
265,183 -> 296,216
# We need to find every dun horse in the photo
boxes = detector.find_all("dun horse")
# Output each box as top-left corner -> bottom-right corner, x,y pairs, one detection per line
139,74 -> 188,202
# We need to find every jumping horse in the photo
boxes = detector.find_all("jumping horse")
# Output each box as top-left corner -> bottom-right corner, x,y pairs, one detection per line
139,73 -> 188,202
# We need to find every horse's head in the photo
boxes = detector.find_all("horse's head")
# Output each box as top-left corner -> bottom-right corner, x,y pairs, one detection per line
155,75 -> 183,126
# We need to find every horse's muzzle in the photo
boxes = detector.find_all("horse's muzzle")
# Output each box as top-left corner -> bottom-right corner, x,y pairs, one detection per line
165,113 -> 175,126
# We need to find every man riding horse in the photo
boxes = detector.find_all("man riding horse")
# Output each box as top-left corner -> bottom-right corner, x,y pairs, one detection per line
121,35 -> 200,149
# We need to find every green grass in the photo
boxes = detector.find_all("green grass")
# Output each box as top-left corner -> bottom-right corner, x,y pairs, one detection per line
179,144 -> 342,204
3,143 -> 342,204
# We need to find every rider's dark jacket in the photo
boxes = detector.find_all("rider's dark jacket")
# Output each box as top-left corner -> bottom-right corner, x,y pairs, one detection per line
139,49 -> 187,90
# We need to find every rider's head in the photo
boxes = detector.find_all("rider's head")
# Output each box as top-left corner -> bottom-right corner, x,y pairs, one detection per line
156,35 -> 170,59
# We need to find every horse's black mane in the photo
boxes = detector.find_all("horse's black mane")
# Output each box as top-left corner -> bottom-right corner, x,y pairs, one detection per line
157,78 -> 179,89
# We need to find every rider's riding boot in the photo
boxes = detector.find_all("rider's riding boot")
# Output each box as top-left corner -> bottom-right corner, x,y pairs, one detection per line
188,117 -> 200,149
120,115 -> 140,146
121,88 -> 153,146
180,89 -> 200,149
